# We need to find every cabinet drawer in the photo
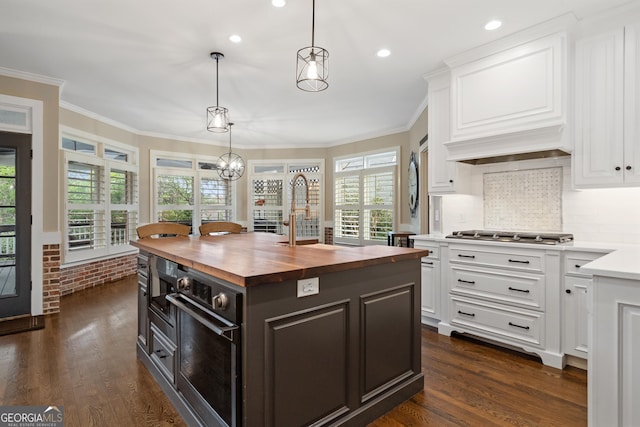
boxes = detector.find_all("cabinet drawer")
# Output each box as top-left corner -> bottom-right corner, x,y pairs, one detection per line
449,245 -> 544,272
149,323 -> 176,385
564,251 -> 607,277
450,266 -> 544,310
137,273 -> 147,288
450,297 -> 543,347
414,242 -> 440,260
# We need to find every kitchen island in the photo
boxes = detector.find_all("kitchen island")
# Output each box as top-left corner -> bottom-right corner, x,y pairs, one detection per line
132,233 -> 428,427
581,248 -> 640,427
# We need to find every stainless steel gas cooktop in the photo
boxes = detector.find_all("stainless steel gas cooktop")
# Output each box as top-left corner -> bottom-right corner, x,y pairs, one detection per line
445,230 -> 574,245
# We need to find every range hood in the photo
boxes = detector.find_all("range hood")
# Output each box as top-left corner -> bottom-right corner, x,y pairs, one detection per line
443,123 -> 572,165
458,149 -> 570,165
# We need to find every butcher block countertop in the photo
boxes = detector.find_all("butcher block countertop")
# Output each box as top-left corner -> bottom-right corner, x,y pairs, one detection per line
131,232 -> 428,287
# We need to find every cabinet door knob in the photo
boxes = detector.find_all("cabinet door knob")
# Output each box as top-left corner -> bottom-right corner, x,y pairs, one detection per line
626,165 -> 632,170
449,179 -> 454,183
615,166 -> 621,171
566,289 -> 572,294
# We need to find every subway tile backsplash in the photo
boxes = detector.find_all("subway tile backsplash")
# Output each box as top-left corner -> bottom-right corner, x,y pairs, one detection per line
483,167 -> 562,231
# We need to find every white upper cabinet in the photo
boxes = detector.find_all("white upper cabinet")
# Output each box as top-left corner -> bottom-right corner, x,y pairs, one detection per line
574,22 -> 640,188
443,30 -> 570,162
624,23 -> 640,185
425,70 -> 470,195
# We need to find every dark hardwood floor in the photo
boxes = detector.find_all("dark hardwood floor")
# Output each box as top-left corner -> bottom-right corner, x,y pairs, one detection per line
0,275 -> 587,426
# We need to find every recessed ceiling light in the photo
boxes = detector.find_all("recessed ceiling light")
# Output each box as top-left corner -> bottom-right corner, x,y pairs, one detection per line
377,49 -> 391,58
272,0 -> 286,7
484,20 -> 502,31
229,34 -> 242,43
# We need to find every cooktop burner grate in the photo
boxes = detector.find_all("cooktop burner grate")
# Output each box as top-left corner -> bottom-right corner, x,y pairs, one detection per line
445,230 -> 573,245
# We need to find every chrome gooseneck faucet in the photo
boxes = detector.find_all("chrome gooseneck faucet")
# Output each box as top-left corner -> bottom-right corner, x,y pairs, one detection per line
287,173 -> 311,247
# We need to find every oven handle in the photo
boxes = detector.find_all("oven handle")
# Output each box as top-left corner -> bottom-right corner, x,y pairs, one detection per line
166,293 -> 238,342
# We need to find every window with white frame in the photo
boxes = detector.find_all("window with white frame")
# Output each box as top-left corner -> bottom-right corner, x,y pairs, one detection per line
248,160 -> 324,240
334,149 -> 397,246
62,132 -> 138,263
151,153 -> 234,233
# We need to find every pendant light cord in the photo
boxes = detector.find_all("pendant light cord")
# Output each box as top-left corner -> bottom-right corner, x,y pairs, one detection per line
311,0 -> 315,47
215,55 -> 220,107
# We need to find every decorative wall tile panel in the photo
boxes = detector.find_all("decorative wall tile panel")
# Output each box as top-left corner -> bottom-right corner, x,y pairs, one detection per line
484,167 -> 562,231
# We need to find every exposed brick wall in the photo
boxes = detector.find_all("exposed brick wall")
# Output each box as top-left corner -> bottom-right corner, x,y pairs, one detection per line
41,245 -> 137,314
324,227 -> 334,245
60,254 -> 137,296
43,244 -> 61,314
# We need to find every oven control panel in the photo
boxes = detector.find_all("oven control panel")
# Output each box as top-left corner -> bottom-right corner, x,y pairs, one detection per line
176,270 -> 241,323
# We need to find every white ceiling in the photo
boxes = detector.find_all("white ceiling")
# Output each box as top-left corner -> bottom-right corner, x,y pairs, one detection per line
0,0 -> 633,149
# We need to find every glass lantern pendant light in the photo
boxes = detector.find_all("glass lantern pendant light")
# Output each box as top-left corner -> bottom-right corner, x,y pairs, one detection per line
296,0 -> 329,92
216,123 -> 245,181
207,52 -> 230,132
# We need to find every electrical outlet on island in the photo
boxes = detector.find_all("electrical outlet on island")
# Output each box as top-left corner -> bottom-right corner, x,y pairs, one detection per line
297,277 -> 319,297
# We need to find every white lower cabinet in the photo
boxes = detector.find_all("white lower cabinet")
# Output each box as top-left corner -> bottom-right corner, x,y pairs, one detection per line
438,242 -> 564,368
562,251 -> 607,359
450,296 -> 544,347
562,276 -> 590,358
414,240 -> 441,326
421,259 -> 440,324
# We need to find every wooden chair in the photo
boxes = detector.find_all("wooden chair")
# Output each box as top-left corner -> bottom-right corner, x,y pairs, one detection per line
136,222 -> 191,239
199,221 -> 242,236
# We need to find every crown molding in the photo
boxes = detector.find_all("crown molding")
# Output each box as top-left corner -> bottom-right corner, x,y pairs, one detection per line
0,66 -> 65,88
60,101 -> 139,133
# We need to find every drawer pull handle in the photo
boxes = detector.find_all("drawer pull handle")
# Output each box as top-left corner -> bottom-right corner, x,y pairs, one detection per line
458,310 -> 475,317
575,264 -> 581,268
508,322 -> 530,330
422,261 -> 434,265
458,254 -> 475,259
508,286 -> 530,293
508,259 -> 530,264
458,279 -> 476,285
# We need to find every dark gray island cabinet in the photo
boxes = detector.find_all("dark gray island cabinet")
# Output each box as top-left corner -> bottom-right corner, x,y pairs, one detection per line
132,233 -> 427,427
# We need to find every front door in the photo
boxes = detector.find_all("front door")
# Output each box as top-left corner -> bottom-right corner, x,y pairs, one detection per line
0,131 -> 31,318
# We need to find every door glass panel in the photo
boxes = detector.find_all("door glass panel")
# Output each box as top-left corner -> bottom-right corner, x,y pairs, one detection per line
252,178 -> 283,234
0,149 -> 16,297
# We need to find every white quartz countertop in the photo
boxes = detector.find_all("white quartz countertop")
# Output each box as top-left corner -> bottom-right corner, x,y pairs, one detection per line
409,234 -> 620,254
580,247 -> 640,281
411,234 -> 632,252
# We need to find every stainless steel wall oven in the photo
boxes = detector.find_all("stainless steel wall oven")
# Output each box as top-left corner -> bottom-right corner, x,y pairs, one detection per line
167,267 -> 242,427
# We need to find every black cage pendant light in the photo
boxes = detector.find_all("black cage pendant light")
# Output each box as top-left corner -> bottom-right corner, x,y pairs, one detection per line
216,123 -> 245,181
207,52 -> 230,132
296,0 -> 329,92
